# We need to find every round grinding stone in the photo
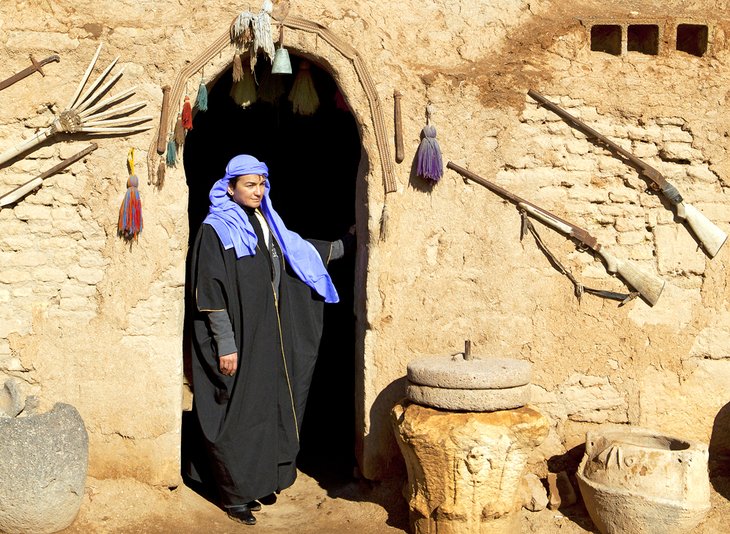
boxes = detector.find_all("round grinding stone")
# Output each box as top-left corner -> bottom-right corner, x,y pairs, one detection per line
406,381 -> 531,412
407,355 -> 531,389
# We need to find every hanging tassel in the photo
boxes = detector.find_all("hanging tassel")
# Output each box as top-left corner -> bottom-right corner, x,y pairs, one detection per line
230,68 -> 257,108
416,105 -> 443,183
118,148 -> 143,241
288,60 -> 319,115
230,1 -> 276,72
195,80 -> 208,111
258,69 -> 285,104
232,53 -> 244,82
174,116 -> 185,146
166,135 -> 177,167
182,96 -> 193,130
156,159 -> 166,189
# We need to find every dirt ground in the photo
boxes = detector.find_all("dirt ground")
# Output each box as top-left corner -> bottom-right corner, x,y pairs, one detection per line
58,468 -> 730,533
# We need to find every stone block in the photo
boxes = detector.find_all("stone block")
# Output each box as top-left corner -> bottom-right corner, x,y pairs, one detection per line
656,116 -> 686,126
520,473 -> 548,512
631,141 -> 659,158
686,165 -> 720,184
614,216 -> 647,232
11,203 -> 50,222
0,380 -> 23,418
0,403 -> 88,534
661,126 -> 694,143
616,230 -> 648,246
660,142 -> 701,162
654,225 -> 707,275
561,374 -> 628,424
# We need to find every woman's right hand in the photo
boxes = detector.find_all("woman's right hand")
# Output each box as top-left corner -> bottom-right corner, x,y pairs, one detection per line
219,353 -> 238,376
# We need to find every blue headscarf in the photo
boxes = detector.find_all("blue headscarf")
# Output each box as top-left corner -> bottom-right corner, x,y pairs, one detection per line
202,155 -> 339,303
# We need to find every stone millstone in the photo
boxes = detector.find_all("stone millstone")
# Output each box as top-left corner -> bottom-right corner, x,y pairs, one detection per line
407,381 -> 531,412
407,355 -> 531,389
0,403 -> 88,534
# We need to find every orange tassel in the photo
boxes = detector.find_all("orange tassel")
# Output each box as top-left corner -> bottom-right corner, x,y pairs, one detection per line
182,96 -> 193,130
118,149 -> 143,241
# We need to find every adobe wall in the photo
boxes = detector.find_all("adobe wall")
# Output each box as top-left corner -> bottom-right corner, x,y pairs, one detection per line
0,0 -> 728,486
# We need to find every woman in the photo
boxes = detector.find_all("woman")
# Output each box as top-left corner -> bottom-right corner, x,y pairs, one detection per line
188,154 -> 351,525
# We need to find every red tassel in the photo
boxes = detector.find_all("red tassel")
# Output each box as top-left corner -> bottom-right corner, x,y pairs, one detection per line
119,150 -> 143,241
118,173 -> 142,241
182,96 -> 193,130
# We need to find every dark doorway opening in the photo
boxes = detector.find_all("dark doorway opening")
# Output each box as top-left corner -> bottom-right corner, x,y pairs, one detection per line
182,55 -> 360,483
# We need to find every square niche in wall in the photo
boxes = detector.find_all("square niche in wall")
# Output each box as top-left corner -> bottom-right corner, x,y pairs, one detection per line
676,24 -> 708,57
627,24 -> 659,55
591,24 -> 622,55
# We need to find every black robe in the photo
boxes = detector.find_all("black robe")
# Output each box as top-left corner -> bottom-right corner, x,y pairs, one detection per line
188,212 -> 329,506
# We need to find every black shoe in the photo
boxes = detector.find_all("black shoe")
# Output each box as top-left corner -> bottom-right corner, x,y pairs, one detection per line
247,500 -> 262,512
258,493 -> 277,505
227,504 -> 256,525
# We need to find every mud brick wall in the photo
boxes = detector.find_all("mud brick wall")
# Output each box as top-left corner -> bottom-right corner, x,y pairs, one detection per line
0,0 -> 728,484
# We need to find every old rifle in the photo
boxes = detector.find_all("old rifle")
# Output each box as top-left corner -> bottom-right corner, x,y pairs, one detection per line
0,54 -> 60,92
528,89 -> 727,258
0,143 -> 98,208
447,161 -> 665,306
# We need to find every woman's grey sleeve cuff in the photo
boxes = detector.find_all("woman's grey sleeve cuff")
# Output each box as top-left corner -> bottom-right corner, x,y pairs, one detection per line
207,310 -> 237,356
329,239 -> 344,261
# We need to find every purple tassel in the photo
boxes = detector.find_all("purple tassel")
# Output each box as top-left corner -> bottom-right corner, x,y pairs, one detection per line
416,124 -> 443,182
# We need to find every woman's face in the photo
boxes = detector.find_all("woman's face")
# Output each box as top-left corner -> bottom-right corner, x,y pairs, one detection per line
228,174 -> 266,209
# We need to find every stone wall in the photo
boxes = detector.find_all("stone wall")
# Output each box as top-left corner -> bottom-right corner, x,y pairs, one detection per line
1,0 -> 729,486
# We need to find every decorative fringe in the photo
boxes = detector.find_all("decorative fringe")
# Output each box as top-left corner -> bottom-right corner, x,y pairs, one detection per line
195,81 -> 208,111
230,1 -> 275,72
174,117 -> 186,146
288,60 -> 319,115
156,159 -> 166,189
182,96 -> 193,130
232,53 -> 244,83
118,148 -> 143,241
166,136 -> 177,167
230,68 -> 257,108
258,69 -> 285,104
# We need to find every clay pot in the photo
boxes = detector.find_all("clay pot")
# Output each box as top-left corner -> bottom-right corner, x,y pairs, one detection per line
576,427 -> 710,534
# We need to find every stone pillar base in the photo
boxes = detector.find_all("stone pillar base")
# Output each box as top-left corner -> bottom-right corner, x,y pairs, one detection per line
391,400 -> 548,534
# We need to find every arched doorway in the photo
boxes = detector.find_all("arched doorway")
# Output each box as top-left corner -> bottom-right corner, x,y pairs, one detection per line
182,54 -> 360,481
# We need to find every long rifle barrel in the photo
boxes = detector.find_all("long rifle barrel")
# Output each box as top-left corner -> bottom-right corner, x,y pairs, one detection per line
527,89 -> 727,258
446,161 -> 592,245
527,90 -> 640,169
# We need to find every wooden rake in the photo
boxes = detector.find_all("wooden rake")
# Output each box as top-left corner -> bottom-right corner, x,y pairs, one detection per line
0,43 -> 152,167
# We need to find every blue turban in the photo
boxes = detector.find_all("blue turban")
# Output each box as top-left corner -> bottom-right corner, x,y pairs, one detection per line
202,155 -> 339,303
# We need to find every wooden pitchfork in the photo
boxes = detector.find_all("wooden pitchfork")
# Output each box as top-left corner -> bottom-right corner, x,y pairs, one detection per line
0,43 -> 152,167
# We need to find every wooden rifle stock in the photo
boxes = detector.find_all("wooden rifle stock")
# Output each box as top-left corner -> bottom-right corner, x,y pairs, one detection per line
447,161 -> 665,306
528,89 -> 727,258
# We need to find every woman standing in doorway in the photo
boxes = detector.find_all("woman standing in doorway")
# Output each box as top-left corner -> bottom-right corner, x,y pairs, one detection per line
188,154 -> 352,525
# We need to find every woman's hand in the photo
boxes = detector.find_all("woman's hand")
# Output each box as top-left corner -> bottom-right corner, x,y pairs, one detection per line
219,353 -> 238,376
